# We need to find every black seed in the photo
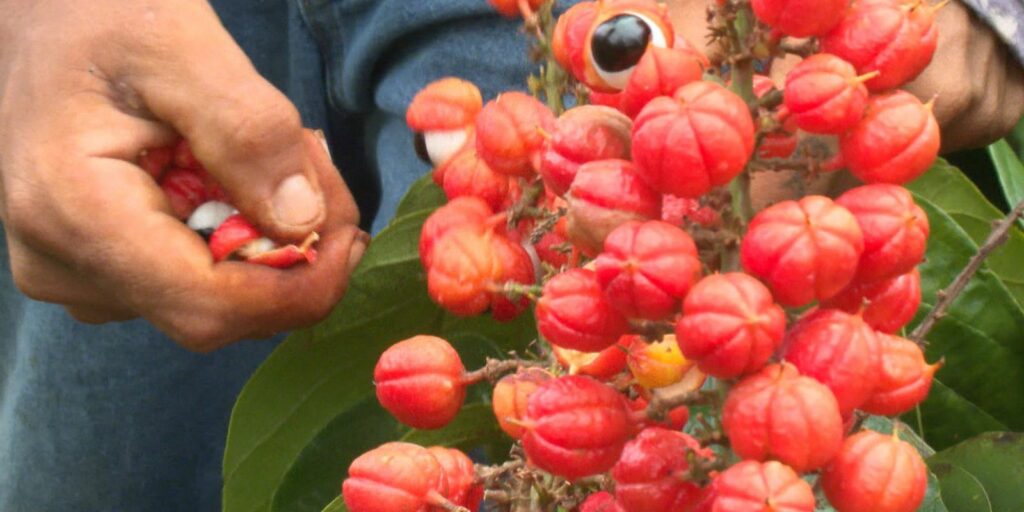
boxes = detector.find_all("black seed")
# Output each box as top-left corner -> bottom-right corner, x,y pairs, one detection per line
591,14 -> 651,73
195,228 -> 215,241
413,132 -> 431,164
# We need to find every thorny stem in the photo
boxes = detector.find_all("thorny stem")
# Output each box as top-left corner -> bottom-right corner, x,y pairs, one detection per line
909,197 -> 1024,345
462,357 -> 545,386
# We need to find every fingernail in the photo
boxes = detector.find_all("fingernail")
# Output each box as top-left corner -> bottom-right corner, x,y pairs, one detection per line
272,175 -> 324,227
313,129 -> 332,159
346,231 -> 371,275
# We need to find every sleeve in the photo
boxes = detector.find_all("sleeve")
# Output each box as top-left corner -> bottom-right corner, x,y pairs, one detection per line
958,0 -> 1024,65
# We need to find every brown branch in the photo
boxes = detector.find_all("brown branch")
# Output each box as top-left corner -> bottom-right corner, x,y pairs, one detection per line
778,38 -> 818,58
645,380 -> 714,421
910,197 -> 1024,345
462,358 -> 546,386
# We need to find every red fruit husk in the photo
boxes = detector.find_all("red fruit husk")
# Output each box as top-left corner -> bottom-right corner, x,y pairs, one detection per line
611,428 -> 711,512
439,138 -> 512,211
427,446 -> 481,510
741,195 -> 864,307
553,2 -> 600,82
539,105 -> 633,196
783,309 -> 883,416
488,0 -> 545,18
426,226 -> 501,317
722,363 -> 845,472
631,81 -> 755,198
406,77 -> 483,132
521,375 -> 633,481
840,91 -> 940,185
594,220 -> 702,320
824,268 -> 922,334
552,340 -> 629,381
208,214 -> 316,268
861,333 -> 939,416
581,0 -> 676,93
577,491 -> 623,512
821,430 -> 928,512
535,215 -> 572,268
244,233 -> 319,268
475,92 -> 555,177
751,0 -> 845,36
160,167 -> 208,220
535,268 -> 631,352
419,197 -> 493,268
708,460 -> 815,512
836,184 -> 930,283
565,159 -> 662,256
783,54 -> 871,134
492,368 -> 554,439
138,145 -> 174,180
676,272 -> 787,379
489,234 -> 537,322
619,46 -> 704,118
627,393 -> 691,431
373,335 -> 467,430
208,214 -> 261,262
342,442 -> 446,512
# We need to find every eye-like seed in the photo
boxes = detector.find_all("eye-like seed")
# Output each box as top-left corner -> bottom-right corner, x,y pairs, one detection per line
187,201 -> 236,238
413,132 -> 431,164
591,14 -> 651,74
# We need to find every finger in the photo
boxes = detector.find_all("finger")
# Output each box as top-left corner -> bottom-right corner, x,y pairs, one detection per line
65,304 -> 138,325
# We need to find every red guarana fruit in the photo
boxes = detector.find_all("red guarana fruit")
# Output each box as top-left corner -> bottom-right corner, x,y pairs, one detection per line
783,54 -> 872,134
426,226 -> 501,317
427,446 -> 481,511
751,0 -> 845,37
373,335 -> 467,430
521,375 -> 633,481
539,105 -> 633,197
709,460 -> 815,512
752,75 -> 798,159
419,197 -> 493,268
661,195 -> 722,228
821,0 -> 940,92
741,196 -> 864,307
406,77 -> 483,133
491,367 -> 553,439
160,168 -> 208,220
565,159 -> 662,256
341,442 -> 448,512
594,220 -> 702,320
553,2 -> 600,83
552,340 -> 630,381
821,430 -> 928,512
475,92 -> 555,177
836,184 -> 929,283
632,81 -> 755,198
783,308 -> 882,416
208,214 -> 317,268
581,0 -> 675,93
208,213 -> 261,262
535,215 -> 572,267
578,491 -> 623,512
675,272 -> 787,379
588,88 -> 625,110
488,234 -> 536,322
138,145 -> 174,180
722,363 -> 844,472
438,136 -> 512,212
619,46 -> 704,118
535,268 -> 630,352
861,333 -> 939,416
824,268 -> 922,334
840,91 -> 940,185
611,428 -> 711,512
628,394 -> 691,431
488,0 -> 545,18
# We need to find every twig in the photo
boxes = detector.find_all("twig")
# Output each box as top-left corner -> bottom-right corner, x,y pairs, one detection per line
462,358 -> 546,386
910,197 -> 1024,345
778,38 -> 818,58
645,380 -> 714,420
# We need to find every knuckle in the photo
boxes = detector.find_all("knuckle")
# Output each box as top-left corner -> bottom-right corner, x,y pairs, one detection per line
165,313 -> 234,353
224,90 -> 302,153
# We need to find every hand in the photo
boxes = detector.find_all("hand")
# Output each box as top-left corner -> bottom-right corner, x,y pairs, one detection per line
0,0 -> 366,351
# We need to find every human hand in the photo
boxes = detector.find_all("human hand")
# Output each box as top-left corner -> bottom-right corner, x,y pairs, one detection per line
0,0 -> 366,351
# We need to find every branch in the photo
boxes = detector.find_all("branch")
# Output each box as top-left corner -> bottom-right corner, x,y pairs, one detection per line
645,380 -> 714,420
910,197 -> 1024,345
462,357 -> 546,386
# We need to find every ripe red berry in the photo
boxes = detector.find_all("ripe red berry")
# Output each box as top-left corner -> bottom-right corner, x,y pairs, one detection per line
783,54 -> 871,134
438,140 -> 512,211
160,167 -> 208,220
594,220 -> 702,320
552,340 -> 629,381
709,460 -> 815,512
373,335 -> 466,430
821,430 -> 928,512
426,227 -> 501,317
632,81 -> 755,198
427,446 -> 481,511
783,309 -> 882,416
741,196 -> 864,307
539,105 -> 633,196
722,363 -> 844,472
751,0 -> 845,37
342,442 -> 447,512
676,272 -> 787,379
836,184 -> 929,283
611,428 -> 710,512
581,0 -> 675,92
475,92 -> 555,177
619,46 -> 704,118
840,91 -> 940,185
521,375 -> 633,481
406,77 -> 483,132
861,334 -> 939,416
534,215 -> 572,268
419,197 -> 493,268
492,368 -> 553,439
824,268 -> 922,334
578,491 -> 623,512
488,234 -> 537,322
565,159 -> 662,256
535,268 -> 630,352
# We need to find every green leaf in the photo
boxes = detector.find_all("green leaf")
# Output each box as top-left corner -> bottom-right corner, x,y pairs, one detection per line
320,496 -> 347,512
989,140 -> 1024,211
393,174 -> 446,219
222,181 -> 538,512
927,432 -> 1024,512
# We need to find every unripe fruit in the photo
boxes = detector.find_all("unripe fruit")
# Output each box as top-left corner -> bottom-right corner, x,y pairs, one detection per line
821,0 -> 939,92
539,105 -> 633,196
619,46 -> 704,118
626,336 -> 702,390
709,460 -> 815,512
741,196 -> 864,306
553,2 -> 600,82
632,81 -> 755,198
419,197 -> 493,268
427,446 -> 482,511
861,334 -> 939,416
676,272 -> 787,379
566,159 -> 662,256
521,375 -> 633,481
492,368 -> 553,439
611,428 -> 709,512
722,363 -> 844,472
552,340 -> 629,381
439,141 -> 512,211
342,442 -> 446,512
475,92 -> 555,177
594,220 -> 701,320
536,268 -> 631,352
374,335 -> 466,430
783,309 -> 882,416
488,234 -> 537,322
578,491 -> 623,512
751,0 -> 845,37
426,227 -> 501,317
783,54 -> 871,134
836,184 -> 929,283
824,268 -> 922,334
840,90 -> 940,185
821,430 -> 928,512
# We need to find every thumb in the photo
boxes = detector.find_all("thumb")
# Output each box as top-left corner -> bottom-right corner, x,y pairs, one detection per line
123,5 -> 325,241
